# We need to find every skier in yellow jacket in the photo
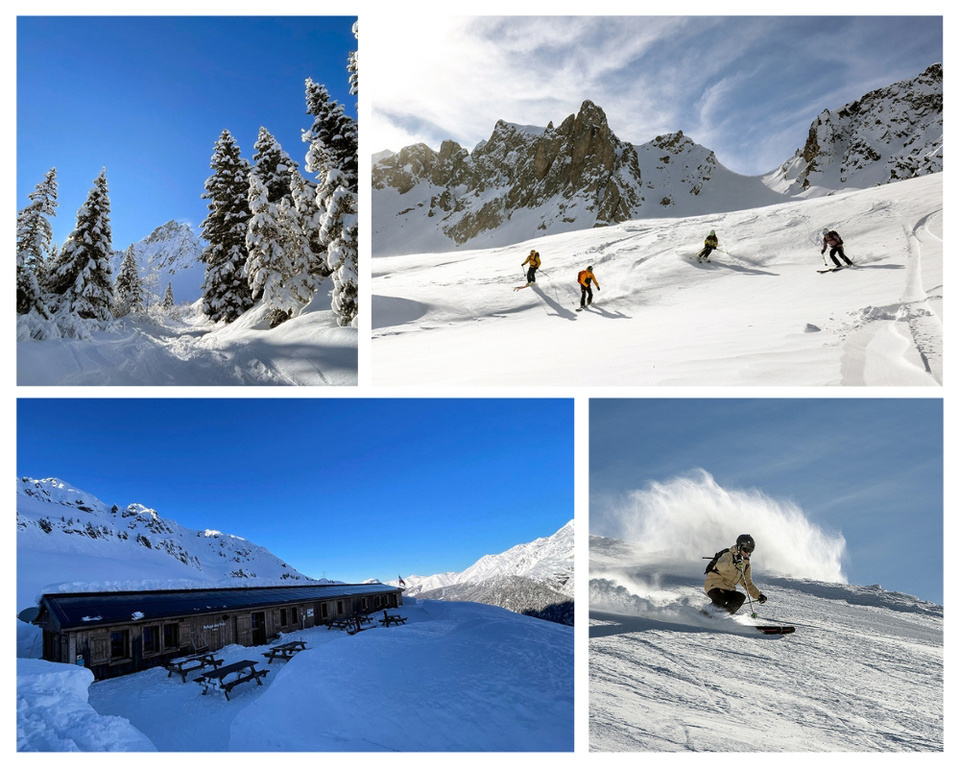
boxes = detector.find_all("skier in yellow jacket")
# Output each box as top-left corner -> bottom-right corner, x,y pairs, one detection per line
521,249 -> 541,284
704,534 -> 767,614
697,230 -> 719,263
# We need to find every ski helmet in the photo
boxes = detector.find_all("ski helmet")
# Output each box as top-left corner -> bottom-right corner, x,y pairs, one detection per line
587,265 -> 593,271
736,534 -> 756,553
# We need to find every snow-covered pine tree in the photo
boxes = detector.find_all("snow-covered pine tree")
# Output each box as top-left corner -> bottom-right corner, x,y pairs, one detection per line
281,168 -> 329,295
302,80 -> 358,327
200,130 -> 255,323
113,246 -> 145,317
16,167 -> 58,316
162,282 -> 175,309
252,127 -> 297,206
246,172 -> 312,327
46,168 -> 114,322
348,21 -> 358,106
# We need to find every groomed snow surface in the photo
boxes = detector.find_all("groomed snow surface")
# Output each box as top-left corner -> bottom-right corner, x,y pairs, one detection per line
373,174 -> 942,386
17,292 -> 357,386
589,538 -> 942,752
18,599 -> 573,752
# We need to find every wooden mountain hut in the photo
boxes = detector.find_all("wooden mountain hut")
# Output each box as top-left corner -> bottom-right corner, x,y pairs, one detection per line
30,582 -> 403,680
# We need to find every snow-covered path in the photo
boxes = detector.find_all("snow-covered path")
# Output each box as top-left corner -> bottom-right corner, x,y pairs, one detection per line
17,301 -> 357,386
589,539 -> 942,752
372,175 -> 942,386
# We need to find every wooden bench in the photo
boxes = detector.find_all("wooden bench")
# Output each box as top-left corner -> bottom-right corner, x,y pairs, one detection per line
164,652 -> 224,683
195,660 -> 269,701
262,640 -> 307,663
379,612 -> 407,627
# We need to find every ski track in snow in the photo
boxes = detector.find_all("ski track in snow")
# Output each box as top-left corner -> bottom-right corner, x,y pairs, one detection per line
589,549 -> 942,752
372,175 -> 942,386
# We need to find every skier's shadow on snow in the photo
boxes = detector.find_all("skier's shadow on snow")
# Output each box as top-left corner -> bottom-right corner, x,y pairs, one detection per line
529,284 -> 580,321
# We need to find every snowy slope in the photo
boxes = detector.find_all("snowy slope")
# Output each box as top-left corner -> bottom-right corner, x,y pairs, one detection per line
589,536 -> 942,751
19,599 -> 573,752
16,477 -> 314,614
17,292 -> 357,385
372,174 -> 942,386
402,520 -> 574,596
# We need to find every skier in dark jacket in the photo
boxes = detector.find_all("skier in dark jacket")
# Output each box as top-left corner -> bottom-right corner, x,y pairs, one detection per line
704,534 -> 767,614
697,230 -> 719,262
821,229 -> 853,267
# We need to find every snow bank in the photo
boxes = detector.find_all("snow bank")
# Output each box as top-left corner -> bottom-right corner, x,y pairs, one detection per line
594,469 -> 846,582
17,659 -> 155,751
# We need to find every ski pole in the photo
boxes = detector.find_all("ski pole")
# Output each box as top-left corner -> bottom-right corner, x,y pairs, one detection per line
738,562 -> 758,619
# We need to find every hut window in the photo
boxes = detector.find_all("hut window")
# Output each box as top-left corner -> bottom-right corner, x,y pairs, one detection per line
291,607 -> 299,625
143,625 -> 161,655
163,623 -> 180,650
110,630 -> 130,661
280,608 -> 288,626
320,603 -> 329,619
336,600 -> 344,615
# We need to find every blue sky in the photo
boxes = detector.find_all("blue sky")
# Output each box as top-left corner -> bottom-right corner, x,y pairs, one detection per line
17,398 -> 574,584
368,16 -> 942,174
17,16 -> 356,251
590,398 -> 943,604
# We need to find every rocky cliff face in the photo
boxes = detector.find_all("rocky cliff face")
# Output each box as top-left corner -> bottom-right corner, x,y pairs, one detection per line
373,101 -> 646,251
374,65 -> 943,253
768,64 -> 942,194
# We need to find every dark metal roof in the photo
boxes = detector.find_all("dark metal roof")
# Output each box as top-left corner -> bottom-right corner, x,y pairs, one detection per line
39,583 -> 402,630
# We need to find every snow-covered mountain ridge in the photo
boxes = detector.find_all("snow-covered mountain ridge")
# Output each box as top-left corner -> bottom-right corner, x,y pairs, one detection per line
767,63 -> 942,195
398,521 -> 574,623
401,520 -> 574,596
373,65 -> 942,254
16,477 -> 312,610
110,220 -> 204,304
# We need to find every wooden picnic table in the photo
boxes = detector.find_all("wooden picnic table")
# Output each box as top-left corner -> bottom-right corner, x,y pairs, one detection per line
379,611 -> 407,627
195,659 -> 269,701
164,652 -> 224,683
262,640 -> 307,663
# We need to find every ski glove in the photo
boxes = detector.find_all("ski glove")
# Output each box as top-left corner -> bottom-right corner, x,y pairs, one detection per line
757,593 -> 767,604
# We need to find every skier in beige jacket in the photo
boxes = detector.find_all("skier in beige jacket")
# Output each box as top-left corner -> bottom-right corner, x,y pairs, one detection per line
704,534 -> 768,615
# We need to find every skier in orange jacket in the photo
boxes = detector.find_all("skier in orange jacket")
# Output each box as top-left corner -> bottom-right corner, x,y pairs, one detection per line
578,266 -> 599,309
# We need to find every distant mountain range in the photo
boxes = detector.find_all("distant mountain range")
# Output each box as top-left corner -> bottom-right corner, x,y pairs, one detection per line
110,220 -> 205,304
398,521 -> 574,625
373,64 -> 942,254
16,477 -> 312,609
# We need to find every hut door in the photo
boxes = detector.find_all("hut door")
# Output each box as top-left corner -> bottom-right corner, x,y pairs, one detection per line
251,612 -> 267,645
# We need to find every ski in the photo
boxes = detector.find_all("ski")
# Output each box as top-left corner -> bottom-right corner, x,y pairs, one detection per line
755,625 -> 795,635
818,266 -> 846,273
513,283 -> 533,290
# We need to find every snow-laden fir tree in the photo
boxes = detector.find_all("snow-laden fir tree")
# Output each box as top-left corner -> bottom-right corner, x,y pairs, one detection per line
246,172 -> 313,327
252,127 -> 297,206
113,246 -> 145,317
281,168 -> 330,294
46,168 -> 114,322
348,21 -> 358,105
302,80 -> 358,327
162,282 -> 175,309
16,167 -> 58,316
200,130 -> 255,323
